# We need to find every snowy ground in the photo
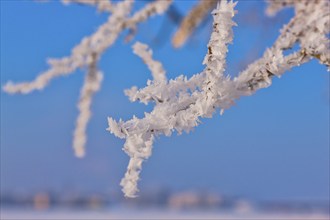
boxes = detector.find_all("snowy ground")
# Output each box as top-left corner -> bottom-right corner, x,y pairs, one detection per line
1,208 -> 329,220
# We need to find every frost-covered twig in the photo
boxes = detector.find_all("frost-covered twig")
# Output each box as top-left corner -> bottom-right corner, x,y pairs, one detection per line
132,42 -> 166,83
124,0 -> 173,42
2,0 -> 172,157
3,0 -> 133,94
266,0 -> 299,16
108,0 -> 329,198
124,42 -> 167,104
73,53 -> 103,158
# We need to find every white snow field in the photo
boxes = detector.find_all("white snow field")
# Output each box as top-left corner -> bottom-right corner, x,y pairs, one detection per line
1,208 -> 329,220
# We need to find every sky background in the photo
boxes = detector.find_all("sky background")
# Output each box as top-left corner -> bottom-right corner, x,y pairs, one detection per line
1,0 -> 329,202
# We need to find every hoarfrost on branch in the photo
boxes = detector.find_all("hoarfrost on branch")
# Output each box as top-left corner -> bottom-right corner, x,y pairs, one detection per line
108,0 -> 329,197
3,0 -> 172,158
3,0 -> 329,198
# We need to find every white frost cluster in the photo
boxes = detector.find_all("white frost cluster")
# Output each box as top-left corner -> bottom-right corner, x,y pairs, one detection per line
2,0 -> 172,158
108,0 -> 329,198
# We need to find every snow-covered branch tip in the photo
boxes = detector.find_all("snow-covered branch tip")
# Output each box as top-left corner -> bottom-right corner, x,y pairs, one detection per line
132,42 -> 166,83
108,0 -> 329,198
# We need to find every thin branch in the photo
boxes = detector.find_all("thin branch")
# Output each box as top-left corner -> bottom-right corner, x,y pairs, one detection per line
172,0 -> 217,48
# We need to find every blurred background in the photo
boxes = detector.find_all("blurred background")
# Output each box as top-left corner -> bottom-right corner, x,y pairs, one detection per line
1,0 -> 329,219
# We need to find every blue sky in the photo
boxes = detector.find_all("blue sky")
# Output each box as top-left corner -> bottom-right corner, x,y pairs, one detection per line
1,0 -> 329,201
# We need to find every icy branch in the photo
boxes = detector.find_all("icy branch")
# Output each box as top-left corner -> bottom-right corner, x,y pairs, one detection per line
3,0 -> 133,95
124,0 -> 173,41
108,0 -> 329,198
73,54 -> 103,158
108,0 -> 238,198
2,0 -> 172,157
2,0 -> 172,94
266,0 -> 298,16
